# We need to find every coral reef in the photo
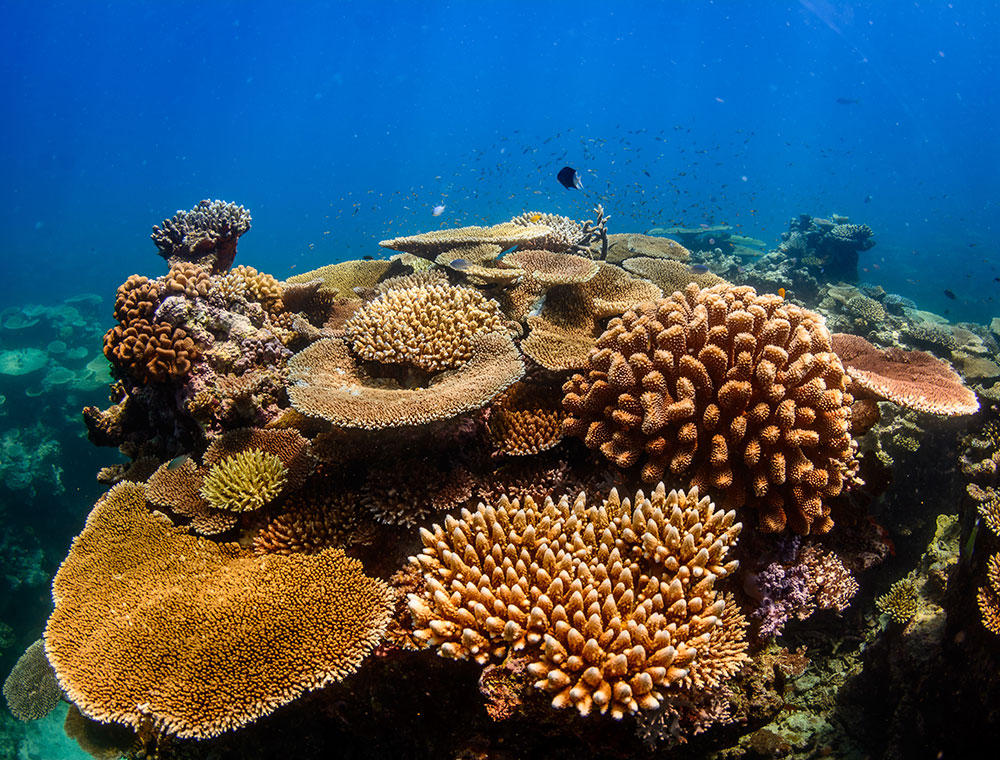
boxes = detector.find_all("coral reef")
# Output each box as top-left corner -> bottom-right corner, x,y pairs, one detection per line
151,200 -> 252,273
199,449 -> 288,512
563,283 -> 858,533
405,484 -> 747,721
3,639 -> 61,721
877,578 -> 919,624
832,332 -> 979,416
44,482 -> 394,739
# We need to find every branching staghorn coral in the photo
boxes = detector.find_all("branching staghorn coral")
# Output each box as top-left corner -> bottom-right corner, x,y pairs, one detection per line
199,449 -> 288,512
405,483 -> 747,720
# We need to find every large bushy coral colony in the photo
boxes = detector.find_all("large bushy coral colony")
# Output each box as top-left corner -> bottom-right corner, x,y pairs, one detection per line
4,199 -> 999,757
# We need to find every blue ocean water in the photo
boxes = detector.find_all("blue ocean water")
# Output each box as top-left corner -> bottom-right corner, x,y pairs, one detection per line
1,2 -> 996,322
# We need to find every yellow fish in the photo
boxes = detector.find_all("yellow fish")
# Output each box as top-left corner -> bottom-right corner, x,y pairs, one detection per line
528,212 -> 543,222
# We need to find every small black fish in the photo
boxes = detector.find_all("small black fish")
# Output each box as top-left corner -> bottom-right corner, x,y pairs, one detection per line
836,97 -> 860,105
557,166 -> 583,190
449,258 -> 471,272
689,264 -> 710,274
362,255 -> 374,261
944,289 -> 957,300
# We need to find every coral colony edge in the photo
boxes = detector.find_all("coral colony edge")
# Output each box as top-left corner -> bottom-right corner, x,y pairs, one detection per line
3,199 -> 999,758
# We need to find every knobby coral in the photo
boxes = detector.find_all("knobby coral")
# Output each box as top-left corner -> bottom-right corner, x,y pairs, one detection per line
877,578 -> 918,624
406,483 -> 747,720
44,482 -> 394,739
563,283 -> 857,534
978,552 -> 1000,635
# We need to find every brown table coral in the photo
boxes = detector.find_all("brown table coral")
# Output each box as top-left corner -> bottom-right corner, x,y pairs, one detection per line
563,283 -> 858,534
44,481 -> 393,739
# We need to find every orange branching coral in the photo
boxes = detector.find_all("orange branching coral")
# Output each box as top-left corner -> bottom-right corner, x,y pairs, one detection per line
346,282 -> 508,371
287,333 -> 524,429
831,333 -> 979,417
563,283 -> 857,534
406,484 -> 747,720
978,552 -> 1000,635
44,481 -> 394,739
489,380 -> 567,455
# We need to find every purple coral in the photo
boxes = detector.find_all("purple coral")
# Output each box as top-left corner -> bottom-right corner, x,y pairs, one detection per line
750,561 -> 813,638
234,335 -> 291,374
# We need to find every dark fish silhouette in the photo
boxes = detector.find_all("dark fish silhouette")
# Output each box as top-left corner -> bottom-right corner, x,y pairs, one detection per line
836,98 -> 860,105
864,195 -> 872,204
166,454 -> 190,470
689,264 -> 710,274
449,258 -> 471,272
944,289 -> 957,300
557,166 -> 583,190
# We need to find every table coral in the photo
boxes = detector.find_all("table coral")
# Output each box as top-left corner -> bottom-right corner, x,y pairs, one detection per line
831,332 -> 979,416
379,222 -> 556,259
287,332 -> 523,429
405,483 -> 747,720
563,283 -> 857,533
44,481 -> 393,739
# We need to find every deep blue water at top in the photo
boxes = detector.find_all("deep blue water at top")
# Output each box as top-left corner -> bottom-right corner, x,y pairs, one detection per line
0,1 -> 997,324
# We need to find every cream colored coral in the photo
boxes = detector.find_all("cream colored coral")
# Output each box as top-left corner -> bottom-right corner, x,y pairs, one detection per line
346,282 -> 507,371
406,484 -> 746,720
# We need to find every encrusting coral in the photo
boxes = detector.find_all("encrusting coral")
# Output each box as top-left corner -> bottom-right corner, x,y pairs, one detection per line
405,483 -> 747,720
199,449 -> 289,512
44,481 -> 394,739
563,283 -> 857,534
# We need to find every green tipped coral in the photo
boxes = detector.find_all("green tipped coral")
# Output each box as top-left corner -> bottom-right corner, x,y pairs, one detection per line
876,578 -> 918,624
200,449 -> 288,512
